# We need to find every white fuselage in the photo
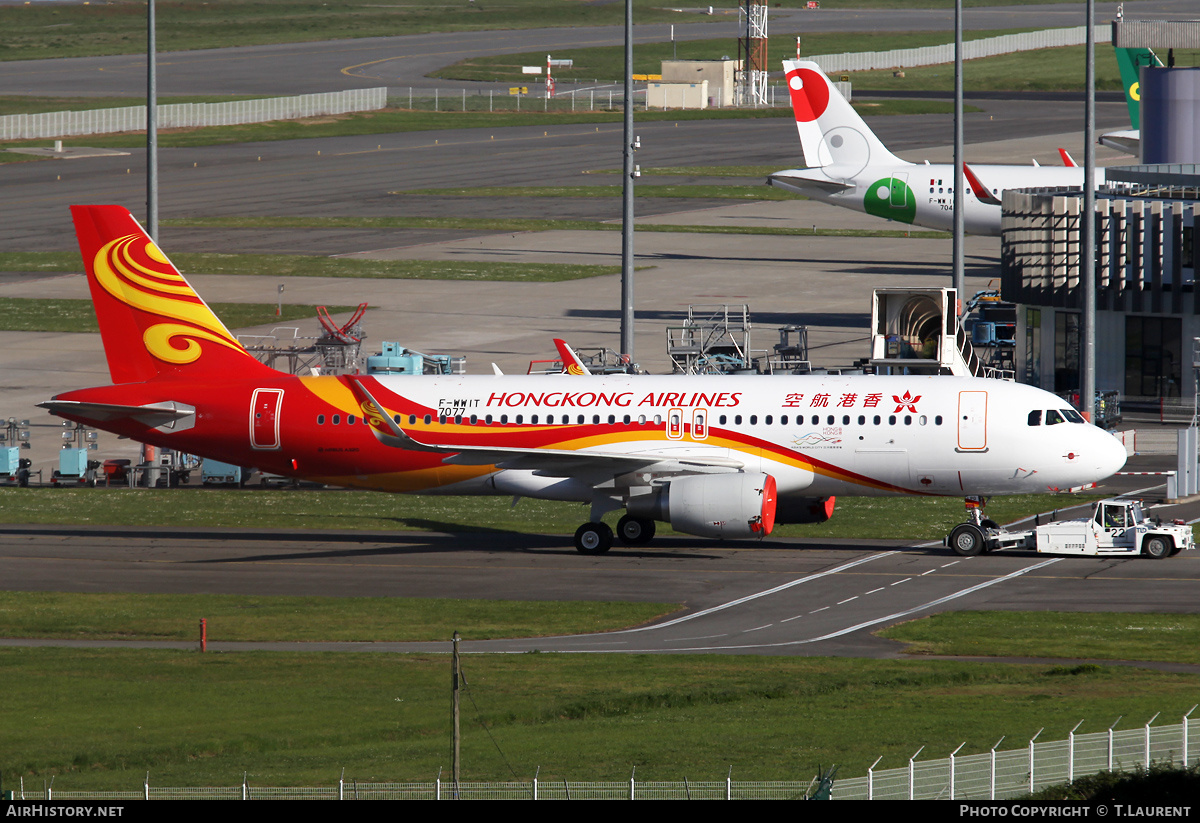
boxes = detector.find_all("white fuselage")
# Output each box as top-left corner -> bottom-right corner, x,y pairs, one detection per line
368,372 -> 1126,503
770,163 -> 1100,237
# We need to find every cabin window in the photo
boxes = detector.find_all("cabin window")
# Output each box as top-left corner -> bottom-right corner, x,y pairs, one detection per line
317,414 -> 325,425
500,414 -> 508,424
781,415 -> 788,425
904,415 -> 912,425
811,415 -> 819,425
438,415 -> 447,424
719,415 -> 727,425
919,415 -> 927,426
842,415 -> 850,425
889,415 -> 897,425
735,415 -> 743,425
858,415 -> 865,425
935,415 -> 943,425
515,415 -> 523,424
485,414 -> 493,424
621,415 -> 630,424
749,415 -> 757,425
348,415 -> 356,425
454,414 -> 463,425
332,414 -> 341,425
873,415 -> 881,425
469,415 -> 477,424
593,415 -> 600,424
638,415 -> 646,424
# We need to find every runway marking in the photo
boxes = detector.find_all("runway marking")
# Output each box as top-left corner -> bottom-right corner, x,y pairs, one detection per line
599,557 -> 1067,653
809,606 -> 829,614
865,587 -> 885,595
891,578 -> 911,585
744,623 -> 773,633
920,568 -> 937,576
837,596 -> 858,604
780,614 -> 804,623
941,560 -> 961,568
621,550 -> 897,633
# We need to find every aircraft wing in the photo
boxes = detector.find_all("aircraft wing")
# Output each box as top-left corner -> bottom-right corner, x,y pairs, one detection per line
767,169 -> 855,194
344,377 -> 744,477
1100,129 -> 1139,155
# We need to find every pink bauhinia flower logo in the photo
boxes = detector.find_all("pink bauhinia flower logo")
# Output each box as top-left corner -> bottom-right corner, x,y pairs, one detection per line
892,391 -> 921,413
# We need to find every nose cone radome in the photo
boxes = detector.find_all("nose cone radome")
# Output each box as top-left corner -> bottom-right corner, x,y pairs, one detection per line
1093,427 -> 1128,480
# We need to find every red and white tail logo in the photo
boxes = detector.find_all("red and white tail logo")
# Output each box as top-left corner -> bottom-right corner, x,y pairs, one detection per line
782,60 -> 905,172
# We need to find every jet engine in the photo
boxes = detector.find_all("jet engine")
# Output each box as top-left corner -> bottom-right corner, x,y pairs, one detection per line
627,472 -> 777,539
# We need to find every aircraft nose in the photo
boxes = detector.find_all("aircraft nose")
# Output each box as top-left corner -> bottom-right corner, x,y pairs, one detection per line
1093,427 -> 1128,479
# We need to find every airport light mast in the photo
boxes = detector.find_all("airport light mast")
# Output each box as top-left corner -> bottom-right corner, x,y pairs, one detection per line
620,0 -> 635,363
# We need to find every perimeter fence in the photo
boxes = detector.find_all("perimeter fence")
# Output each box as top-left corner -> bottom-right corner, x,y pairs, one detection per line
0,87 -> 387,141
806,24 -> 1111,74
10,712 -> 1198,800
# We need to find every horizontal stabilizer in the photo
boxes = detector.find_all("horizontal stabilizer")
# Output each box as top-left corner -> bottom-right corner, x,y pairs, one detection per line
39,399 -> 196,432
768,169 -> 855,194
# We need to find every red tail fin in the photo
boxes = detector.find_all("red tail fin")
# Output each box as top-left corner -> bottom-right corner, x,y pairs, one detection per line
71,205 -> 274,383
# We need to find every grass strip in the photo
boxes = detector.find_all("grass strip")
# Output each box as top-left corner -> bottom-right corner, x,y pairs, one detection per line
881,611 -> 1200,665
0,298 -> 359,334
0,253 -> 620,282
394,184 -> 802,200
0,1 -> 708,62
0,592 -> 675,643
1,647 -> 1196,787
161,215 -> 951,240
0,488 -> 1103,542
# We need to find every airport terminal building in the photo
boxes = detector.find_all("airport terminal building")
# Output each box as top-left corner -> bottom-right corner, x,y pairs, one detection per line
1001,164 -> 1200,407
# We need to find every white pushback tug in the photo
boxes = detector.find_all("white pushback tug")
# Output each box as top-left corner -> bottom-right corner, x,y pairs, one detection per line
947,497 -> 1194,559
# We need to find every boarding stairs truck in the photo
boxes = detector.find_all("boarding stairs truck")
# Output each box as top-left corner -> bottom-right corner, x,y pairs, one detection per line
947,498 -> 1193,559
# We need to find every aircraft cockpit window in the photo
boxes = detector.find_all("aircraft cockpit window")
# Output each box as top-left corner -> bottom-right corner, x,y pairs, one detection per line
1062,409 -> 1085,424
1028,410 -> 1042,426
1045,410 -> 1065,425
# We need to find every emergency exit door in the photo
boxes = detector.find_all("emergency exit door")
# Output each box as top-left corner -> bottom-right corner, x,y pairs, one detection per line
250,388 -> 284,450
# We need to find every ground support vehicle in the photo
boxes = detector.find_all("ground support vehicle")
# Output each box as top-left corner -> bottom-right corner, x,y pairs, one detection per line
946,498 -> 1193,559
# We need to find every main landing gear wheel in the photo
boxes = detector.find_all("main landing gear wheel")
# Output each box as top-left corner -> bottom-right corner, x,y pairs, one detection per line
1143,536 -> 1172,560
949,524 -> 985,557
574,522 -> 613,555
616,514 -> 656,546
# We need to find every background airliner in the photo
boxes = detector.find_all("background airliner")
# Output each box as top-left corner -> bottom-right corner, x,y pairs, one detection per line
42,207 -> 1126,553
1101,46 -> 1161,155
768,60 -> 1102,236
